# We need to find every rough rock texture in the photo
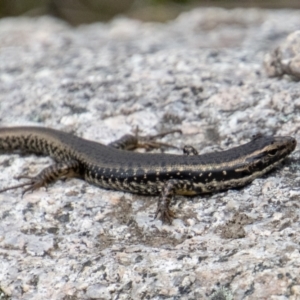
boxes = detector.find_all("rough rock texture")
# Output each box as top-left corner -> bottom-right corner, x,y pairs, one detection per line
264,30 -> 300,79
0,8 -> 300,300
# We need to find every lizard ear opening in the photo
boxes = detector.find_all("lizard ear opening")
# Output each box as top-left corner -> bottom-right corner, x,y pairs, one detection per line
268,148 -> 278,156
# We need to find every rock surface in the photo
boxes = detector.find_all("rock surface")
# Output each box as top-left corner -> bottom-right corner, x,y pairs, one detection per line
264,30 -> 300,79
0,8 -> 300,300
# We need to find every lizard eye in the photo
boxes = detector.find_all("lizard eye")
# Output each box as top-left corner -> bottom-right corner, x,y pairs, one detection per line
268,149 -> 278,156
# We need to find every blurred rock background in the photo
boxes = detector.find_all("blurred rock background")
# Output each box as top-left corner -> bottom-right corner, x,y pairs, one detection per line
1,0 -> 300,25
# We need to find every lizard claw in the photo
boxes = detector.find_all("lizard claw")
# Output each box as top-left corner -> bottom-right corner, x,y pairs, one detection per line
0,175 -> 45,195
154,204 -> 175,224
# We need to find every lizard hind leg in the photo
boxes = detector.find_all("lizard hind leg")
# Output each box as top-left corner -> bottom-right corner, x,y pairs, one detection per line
0,160 -> 80,195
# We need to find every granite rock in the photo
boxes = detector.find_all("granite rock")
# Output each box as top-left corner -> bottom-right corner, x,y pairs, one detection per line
264,30 -> 300,79
0,8 -> 300,300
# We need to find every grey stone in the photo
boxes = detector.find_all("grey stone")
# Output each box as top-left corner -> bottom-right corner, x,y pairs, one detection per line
0,8 -> 300,300
264,30 -> 300,79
